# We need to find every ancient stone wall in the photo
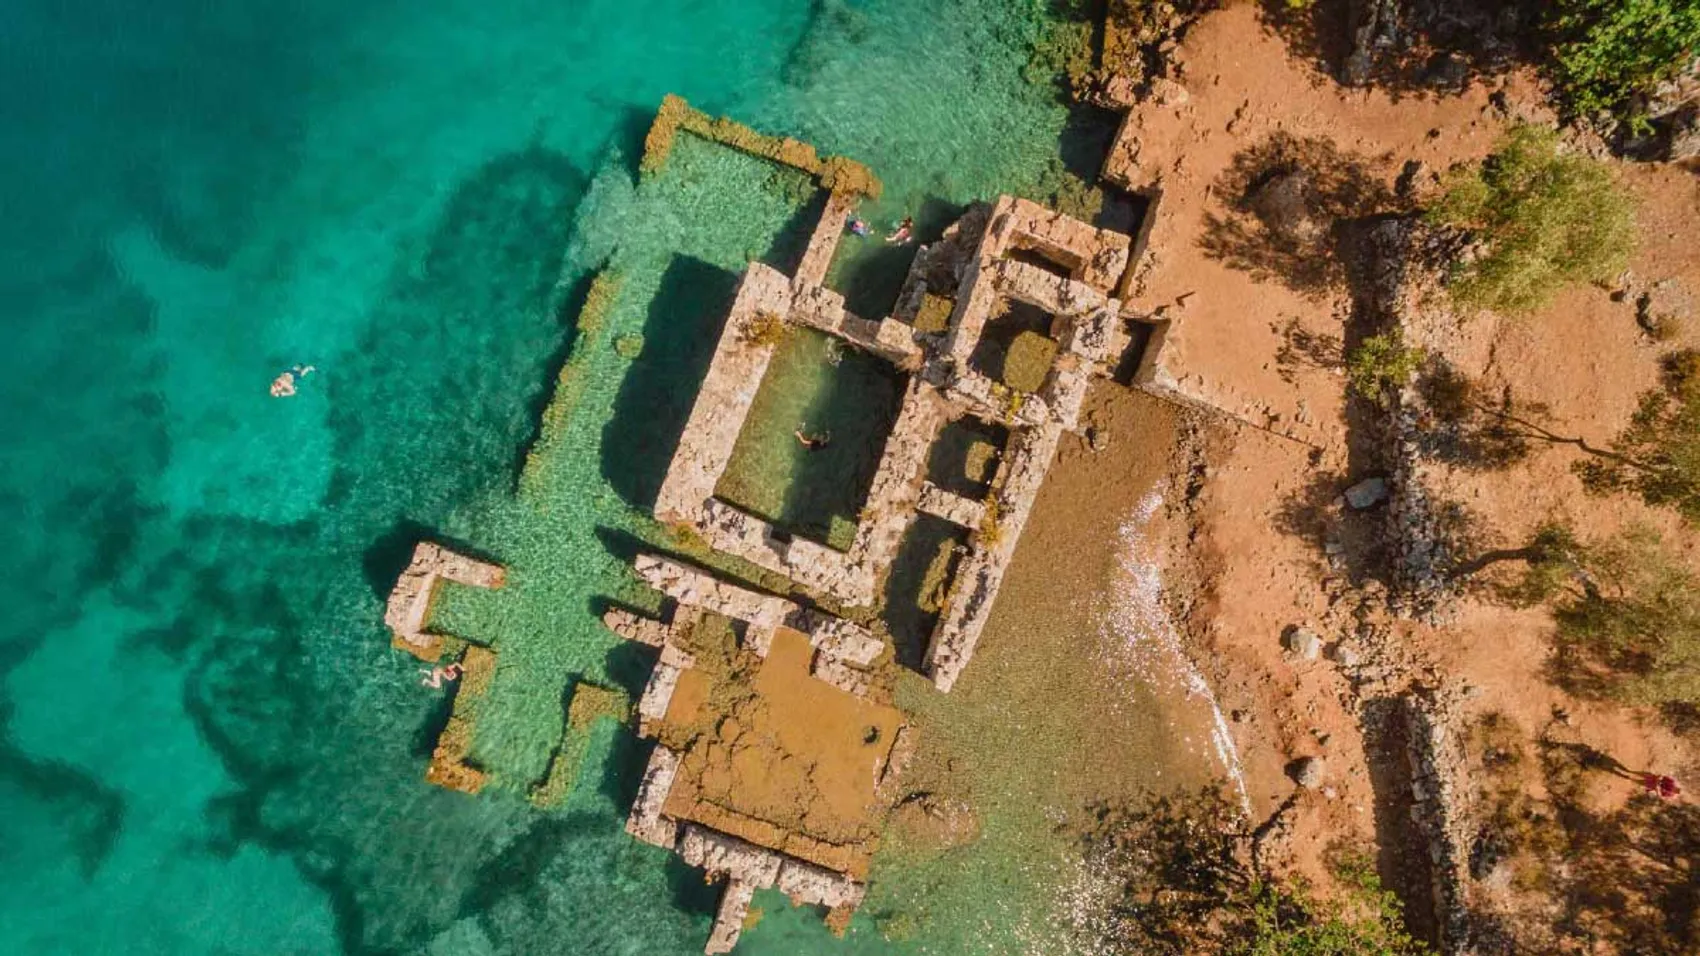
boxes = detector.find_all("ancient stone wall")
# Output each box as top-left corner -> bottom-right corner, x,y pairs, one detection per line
1402,689 -> 1475,955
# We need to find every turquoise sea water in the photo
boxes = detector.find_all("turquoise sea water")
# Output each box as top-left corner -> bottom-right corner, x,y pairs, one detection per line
0,2 -> 1098,952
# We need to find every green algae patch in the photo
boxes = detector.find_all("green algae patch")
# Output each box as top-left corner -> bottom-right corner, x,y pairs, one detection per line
425,645 -> 499,795
518,268 -> 624,499
1002,329 -> 1059,393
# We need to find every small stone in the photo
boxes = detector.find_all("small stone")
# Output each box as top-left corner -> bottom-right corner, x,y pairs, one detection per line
1290,756 -> 1325,789
1344,477 -> 1389,510
1285,626 -> 1322,660
1329,644 -> 1360,668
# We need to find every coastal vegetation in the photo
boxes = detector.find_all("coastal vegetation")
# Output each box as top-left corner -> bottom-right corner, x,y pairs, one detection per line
1575,349 -> 1700,524
1074,789 -> 1430,956
1510,523 -> 1700,711
1544,0 -> 1700,126
1428,125 -> 1633,314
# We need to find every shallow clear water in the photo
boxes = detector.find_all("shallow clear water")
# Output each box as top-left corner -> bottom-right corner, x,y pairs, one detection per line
0,1 -> 1096,952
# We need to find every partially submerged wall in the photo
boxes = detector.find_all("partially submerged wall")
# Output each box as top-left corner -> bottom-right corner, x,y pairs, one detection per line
425,645 -> 499,794
383,541 -> 506,661
639,93 -> 881,202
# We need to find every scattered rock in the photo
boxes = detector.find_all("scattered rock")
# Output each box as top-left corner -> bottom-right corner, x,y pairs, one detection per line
1285,626 -> 1322,660
1666,107 -> 1700,164
1290,756 -> 1326,789
1637,278 -> 1693,340
1344,477 -> 1389,510
1329,643 -> 1361,668
1251,170 -> 1327,247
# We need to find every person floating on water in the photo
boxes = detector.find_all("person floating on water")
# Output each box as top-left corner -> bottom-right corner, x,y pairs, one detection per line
269,364 -> 316,398
419,662 -> 464,689
794,427 -> 832,451
846,215 -> 870,237
887,216 -> 914,244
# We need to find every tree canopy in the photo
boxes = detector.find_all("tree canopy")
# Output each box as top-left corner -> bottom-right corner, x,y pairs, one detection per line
1428,125 -> 1633,315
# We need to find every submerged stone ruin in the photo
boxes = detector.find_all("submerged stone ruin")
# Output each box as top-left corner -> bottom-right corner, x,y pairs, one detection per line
381,94 -> 1162,953
604,97 -> 1144,950
654,190 -> 1136,693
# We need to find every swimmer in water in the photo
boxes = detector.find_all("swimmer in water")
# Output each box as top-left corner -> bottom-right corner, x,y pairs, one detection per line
269,364 -> 317,398
418,662 -> 464,689
793,427 -> 832,450
846,215 -> 870,237
887,216 -> 914,244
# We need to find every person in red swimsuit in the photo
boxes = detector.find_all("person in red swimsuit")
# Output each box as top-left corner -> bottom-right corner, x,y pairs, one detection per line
1640,773 -> 1682,800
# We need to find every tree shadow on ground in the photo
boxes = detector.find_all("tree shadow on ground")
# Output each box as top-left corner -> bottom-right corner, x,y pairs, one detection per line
601,256 -> 741,510
1516,738 -> 1700,952
1409,361 -> 1537,473
1273,315 -> 1343,384
1199,132 -> 1398,297
1258,0 -> 1535,97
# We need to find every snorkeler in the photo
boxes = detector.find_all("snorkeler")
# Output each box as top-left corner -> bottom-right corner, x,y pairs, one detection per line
846,215 -> 870,237
887,216 -> 914,244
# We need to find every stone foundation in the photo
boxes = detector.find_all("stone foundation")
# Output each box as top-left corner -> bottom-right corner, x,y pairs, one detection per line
383,541 -> 505,661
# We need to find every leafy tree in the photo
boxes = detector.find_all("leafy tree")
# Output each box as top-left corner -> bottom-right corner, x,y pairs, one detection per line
1346,331 -> 1424,403
1544,0 -> 1700,125
1514,522 -> 1700,708
1428,125 -> 1633,314
1577,349 -> 1700,524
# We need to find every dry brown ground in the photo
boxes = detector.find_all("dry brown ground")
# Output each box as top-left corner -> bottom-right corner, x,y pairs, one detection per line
1080,0 -> 1700,929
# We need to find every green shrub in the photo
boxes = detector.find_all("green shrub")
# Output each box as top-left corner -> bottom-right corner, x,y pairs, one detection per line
1428,125 -> 1633,314
1232,857 -> 1429,956
914,293 -> 955,334
1544,0 -> 1700,126
1346,331 -> 1424,402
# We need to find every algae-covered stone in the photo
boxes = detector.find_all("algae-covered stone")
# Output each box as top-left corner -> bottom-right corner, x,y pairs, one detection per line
914,293 -> 955,334
963,440 -> 999,487
614,333 -> 645,359
918,538 -> 958,614
1001,330 -> 1057,393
